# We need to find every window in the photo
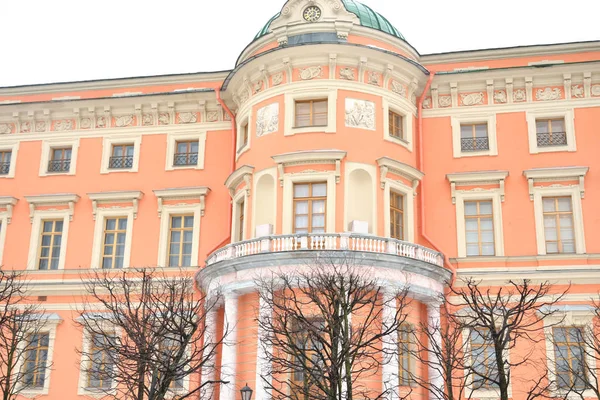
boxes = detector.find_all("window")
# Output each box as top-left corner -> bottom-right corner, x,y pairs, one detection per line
536,119 -> 567,147
238,200 -> 245,242
167,215 -> 194,267
241,122 -> 249,149
174,141 -> 199,166
294,99 -> 327,128
553,327 -> 586,391
0,150 -> 11,175
23,333 -> 50,389
48,147 -> 71,173
290,320 -> 325,398
542,197 -> 575,254
108,144 -> 134,169
293,183 -> 326,234
156,337 -> 184,390
470,329 -> 498,390
389,111 -> 404,140
37,220 -> 63,270
398,325 -> 412,386
87,333 -> 114,389
390,192 -> 404,240
101,217 -> 128,269
460,123 -> 489,152
465,200 -> 495,256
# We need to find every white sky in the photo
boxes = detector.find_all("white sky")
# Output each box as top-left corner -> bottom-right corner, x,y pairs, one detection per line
1,0 -> 599,87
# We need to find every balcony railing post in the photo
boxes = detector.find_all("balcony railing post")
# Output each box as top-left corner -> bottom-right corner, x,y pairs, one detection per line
260,237 -> 272,253
300,235 -> 308,250
339,233 -> 350,250
386,238 -> 397,255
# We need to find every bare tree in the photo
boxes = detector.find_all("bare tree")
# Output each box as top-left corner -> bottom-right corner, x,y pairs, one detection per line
256,251 -> 411,400
0,270 -> 48,400
445,278 -> 567,400
76,268 -> 227,400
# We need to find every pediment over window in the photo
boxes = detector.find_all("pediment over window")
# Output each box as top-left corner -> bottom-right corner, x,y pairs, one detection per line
523,166 -> 588,200
0,196 -> 18,223
225,165 -> 255,198
153,187 -> 210,217
272,149 -> 346,186
446,170 -> 509,204
25,193 -> 80,222
87,190 -> 144,220
376,157 -> 424,191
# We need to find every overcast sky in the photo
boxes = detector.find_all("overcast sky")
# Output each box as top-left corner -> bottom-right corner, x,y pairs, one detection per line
1,0 -> 599,87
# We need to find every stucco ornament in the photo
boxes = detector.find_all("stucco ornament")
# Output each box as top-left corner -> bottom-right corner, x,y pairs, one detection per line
300,66 -> 322,80
272,72 -> 284,86
571,85 -> 584,98
460,92 -> 484,106
115,115 -> 135,127
239,89 -> 250,104
54,119 -> 74,131
513,89 -> 526,102
142,114 -> 153,126
0,123 -> 12,134
422,98 -> 432,109
35,121 -> 47,132
80,118 -> 92,129
536,87 -> 562,101
367,71 -> 381,86
96,116 -> 107,128
493,90 -> 507,104
345,99 -> 375,130
255,103 -> 279,137
591,85 -> 600,96
20,121 -> 31,133
391,80 -> 406,97
206,111 -> 219,122
177,112 -> 198,124
339,67 -> 355,80
253,81 -> 264,94
158,113 -> 170,125
438,96 -> 452,108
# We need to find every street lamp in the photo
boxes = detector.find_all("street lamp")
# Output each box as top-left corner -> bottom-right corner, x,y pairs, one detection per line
240,383 -> 253,400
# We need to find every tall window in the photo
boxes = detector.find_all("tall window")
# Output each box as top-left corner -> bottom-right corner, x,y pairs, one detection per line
168,215 -> 194,267
553,327 -> 586,390
460,123 -> 489,152
536,118 -> 567,147
0,150 -> 11,175
293,183 -> 326,234
173,141 -> 199,166
101,217 -> 127,269
108,144 -> 134,169
465,201 -> 495,256
291,320 -> 324,399
237,200 -> 245,242
398,325 -> 412,386
23,332 -> 50,388
543,197 -> 575,254
48,147 -> 71,173
38,220 -> 63,270
156,337 -> 184,389
470,328 -> 498,390
295,99 -> 328,128
389,111 -> 404,140
240,123 -> 249,149
87,333 -> 114,389
390,192 -> 404,240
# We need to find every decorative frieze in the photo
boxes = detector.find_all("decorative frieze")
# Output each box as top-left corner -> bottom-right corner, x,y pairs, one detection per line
535,87 -> 562,101
114,114 -> 136,127
592,85 -> 600,97
438,95 -> 452,108
0,123 -> 15,134
367,71 -> 381,86
493,90 -> 507,104
571,85 -> 584,98
460,92 -> 484,106
272,72 -> 284,86
299,66 -> 322,80
391,80 -> 406,97
513,89 -> 526,102
176,112 -> 199,124
339,67 -> 355,81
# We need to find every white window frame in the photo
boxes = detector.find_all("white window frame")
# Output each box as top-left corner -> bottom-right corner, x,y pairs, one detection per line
0,214 -> 8,266
282,171 -> 336,234
454,190 -> 504,258
543,306 -> 597,399
100,135 -> 142,174
231,190 -> 248,243
284,88 -> 337,136
531,185 -> 585,255
526,109 -> 576,154
451,113 -> 498,158
383,98 -> 414,151
236,113 -> 252,159
383,180 -> 415,243
77,328 -> 118,397
90,208 -> 134,269
16,316 -> 61,398
157,204 -> 202,268
39,138 -> 80,176
0,141 -> 19,178
26,210 -> 71,271
165,131 -> 207,171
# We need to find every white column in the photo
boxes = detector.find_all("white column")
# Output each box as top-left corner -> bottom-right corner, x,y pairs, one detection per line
201,307 -> 218,398
220,293 -> 238,400
255,292 -> 272,400
427,302 -> 444,400
381,289 -> 399,400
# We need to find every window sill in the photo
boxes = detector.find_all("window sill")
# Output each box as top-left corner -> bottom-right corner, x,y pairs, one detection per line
455,149 -> 496,158
286,125 -> 334,136
384,135 -> 411,150
533,144 -> 574,154
40,171 -> 75,177
18,388 -> 49,398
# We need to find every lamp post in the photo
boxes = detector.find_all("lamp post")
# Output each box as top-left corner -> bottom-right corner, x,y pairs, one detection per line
240,383 -> 253,400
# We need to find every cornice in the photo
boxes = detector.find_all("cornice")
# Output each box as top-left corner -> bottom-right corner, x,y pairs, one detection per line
446,170 -> 509,204
87,190 -> 144,220
376,156 -> 424,190
152,187 -> 210,217
273,149 -> 346,186
523,166 -> 588,199
0,196 -> 18,223
225,165 -> 255,198
24,193 -> 80,222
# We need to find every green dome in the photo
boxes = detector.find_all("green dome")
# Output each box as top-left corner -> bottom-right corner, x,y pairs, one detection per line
254,0 -> 405,41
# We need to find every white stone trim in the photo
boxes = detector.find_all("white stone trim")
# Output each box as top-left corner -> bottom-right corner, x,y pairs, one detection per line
220,293 -> 238,400
77,328 -> 118,397
382,97 -> 414,151
89,207 -> 135,269
526,108 -> 576,154
24,193 -> 80,223
39,137 -> 80,176
0,213 -> 8,266
15,316 -> 61,398
236,112 -> 252,159
156,203 -> 202,268
0,196 -> 17,224
343,162 -> 377,234
283,88 -> 337,136
231,190 -> 249,243
0,141 -> 19,178
450,113 -> 498,158
282,171 -> 336,234
164,131 -> 207,171
99,134 -> 142,174
377,157 -> 424,190
523,167 -> 588,200
531,185 -> 586,255
383,178 -> 415,243
273,149 -> 346,186
153,187 -> 209,218
446,171 -> 508,204
87,190 -> 143,220
26,209 -> 72,271
225,165 -> 254,198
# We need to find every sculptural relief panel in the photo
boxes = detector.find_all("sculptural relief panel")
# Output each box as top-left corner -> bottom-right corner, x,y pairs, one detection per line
390,80 -> 407,98
255,103 -> 279,137
345,98 -> 375,130
0,123 -> 15,135
52,119 -> 75,131
513,89 -> 527,102
493,90 -> 507,104
535,87 -> 562,101
296,66 -> 325,81
113,115 -> 137,128
459,92 -> 485,106
271,72 -> 285,86
176,112 -> 199,124
338,67 -> 356,81
591,85 -> 600,97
